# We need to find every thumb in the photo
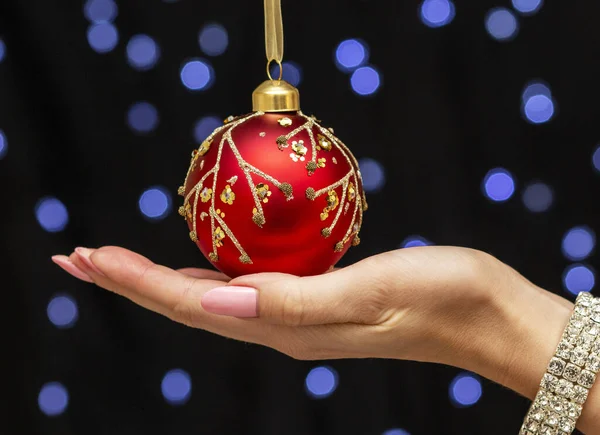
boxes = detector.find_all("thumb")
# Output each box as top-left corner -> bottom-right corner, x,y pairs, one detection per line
200,257 -> 392,326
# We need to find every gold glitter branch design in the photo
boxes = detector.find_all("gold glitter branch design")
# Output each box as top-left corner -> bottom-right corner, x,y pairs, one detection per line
179,111 -> 295,265
179,110 -> 365,264
297,111 -> 365,250
226,130 -> 294,228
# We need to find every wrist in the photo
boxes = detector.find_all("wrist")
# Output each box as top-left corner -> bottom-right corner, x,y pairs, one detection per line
483,283 -> 571,399
439,258 -> 570,396
466,277 -> 600,434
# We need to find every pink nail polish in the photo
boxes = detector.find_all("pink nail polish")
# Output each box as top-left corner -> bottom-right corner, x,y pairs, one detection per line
201,286 -> 258,318
52,255 -> 94,283
74,247 -> 106,277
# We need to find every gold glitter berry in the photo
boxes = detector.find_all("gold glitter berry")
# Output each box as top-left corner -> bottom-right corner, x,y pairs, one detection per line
278,117 -> 293,127
256,183 -> 272,203
220,185 -> 235,205
306,161 -> 318,174
198,139 -> 212,156
278,182 -> 293,199
200,187 -> 212,203
252,211 -> 266,227
347,182 -> 356,202
214,226 -> 226,247
226,175 -> 238,185
317,134 -> 332,151
276,136 -> 288,150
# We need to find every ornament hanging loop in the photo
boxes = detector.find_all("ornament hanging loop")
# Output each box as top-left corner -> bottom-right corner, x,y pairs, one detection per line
253,0 -> 299,112
266,59 -> 283,81
264,0 -> 284,80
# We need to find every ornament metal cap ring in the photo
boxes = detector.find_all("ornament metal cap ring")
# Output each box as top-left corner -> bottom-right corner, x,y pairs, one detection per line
252,78 -> 300,112
252,0 -> 299,113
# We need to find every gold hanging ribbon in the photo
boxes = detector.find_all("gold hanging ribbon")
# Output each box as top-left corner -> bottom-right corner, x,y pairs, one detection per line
264,0 -> 284,80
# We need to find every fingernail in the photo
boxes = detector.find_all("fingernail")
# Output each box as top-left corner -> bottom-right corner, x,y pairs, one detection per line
75,247 -> 106,277
201,286 -> 258,318
52,255 -> 94,283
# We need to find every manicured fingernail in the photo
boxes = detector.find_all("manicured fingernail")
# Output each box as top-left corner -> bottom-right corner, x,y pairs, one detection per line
52,255 -> 94,283
75,247 -> 106,277
201,286 -> 258,318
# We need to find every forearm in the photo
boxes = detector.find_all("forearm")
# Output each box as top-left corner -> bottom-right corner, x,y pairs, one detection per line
467,285 -> 600,434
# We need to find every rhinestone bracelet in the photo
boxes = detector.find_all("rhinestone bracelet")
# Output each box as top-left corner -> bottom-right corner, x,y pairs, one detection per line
520,291 -> 600,434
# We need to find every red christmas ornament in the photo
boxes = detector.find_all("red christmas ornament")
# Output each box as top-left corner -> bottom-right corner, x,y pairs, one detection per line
177,0 -> 366,278
178,107 -> 367,278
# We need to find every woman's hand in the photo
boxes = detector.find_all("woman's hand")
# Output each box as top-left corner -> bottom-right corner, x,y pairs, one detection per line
54,245 -> 600,433
53,247 -> 600,435
51,246 -> 560,373
51,246 -> 495,361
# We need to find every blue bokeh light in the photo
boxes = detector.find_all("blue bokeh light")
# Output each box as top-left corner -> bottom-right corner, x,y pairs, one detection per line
523,94 -> 554,124
199,23 -> 229,56
562,226 -> 596,261
35,197 -> 69,233
87,23 -> 119,53
161,369 -> 192,405
127,102 -> 159,134
401,235 -> 431,248
449,373 -> 482,407
0,39 -> 5,63
512,0 -> 543,15
522,182 -> 553,213
383,430 -> 411,435
38,382 -> 69,416
270,61 -> 302,87
126,35 -> 160,71
350,66 -> 381,96
194,116 -> 221,144
563,264 -> 595,295
482,168 -> 515,202
485,8 -> 519,41
305,366 -> 338,399
0,129 -> 7,159
180,59 -> 214,91
139,187 -> 172,221
335,39 -> 368,71
592,146 -> 600,173
522,81 -> 552,102
84,0 -> 118,23
47,295 -> 78,329
358,158 -> 386,193
419,0 -> 455,28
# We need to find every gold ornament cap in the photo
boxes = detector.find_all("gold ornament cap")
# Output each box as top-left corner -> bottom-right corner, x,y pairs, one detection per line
252,79 -> 300,112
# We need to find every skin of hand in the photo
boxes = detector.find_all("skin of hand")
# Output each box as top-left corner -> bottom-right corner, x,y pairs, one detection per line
52,245 -> 599,434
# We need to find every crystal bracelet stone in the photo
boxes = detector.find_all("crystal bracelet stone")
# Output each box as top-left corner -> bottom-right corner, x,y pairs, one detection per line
520,291 -> 600,435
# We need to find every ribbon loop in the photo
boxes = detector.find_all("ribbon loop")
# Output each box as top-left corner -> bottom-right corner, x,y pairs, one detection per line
264,0 -> 284,74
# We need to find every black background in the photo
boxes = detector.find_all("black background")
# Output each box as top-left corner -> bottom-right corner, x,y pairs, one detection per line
1,0 -> 599,434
